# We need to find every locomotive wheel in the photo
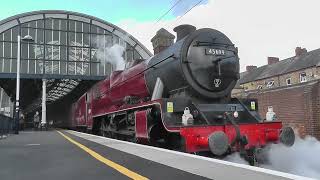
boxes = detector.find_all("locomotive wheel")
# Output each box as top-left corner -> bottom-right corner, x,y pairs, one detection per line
249,154 -> 258,166
129,135 -> 139,143
102,131 -> 108,137
100,121 -> 111,137
247,149 -> 259,166
126,112 -> 135,126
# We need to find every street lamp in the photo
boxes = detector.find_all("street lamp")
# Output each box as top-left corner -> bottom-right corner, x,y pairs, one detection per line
14,35 -> 34,134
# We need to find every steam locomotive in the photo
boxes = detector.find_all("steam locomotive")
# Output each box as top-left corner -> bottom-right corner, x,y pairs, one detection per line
70,25 -> 295,165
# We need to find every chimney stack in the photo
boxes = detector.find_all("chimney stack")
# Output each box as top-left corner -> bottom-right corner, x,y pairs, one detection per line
295,47 -> 307,56
246,65 -> 257,72
267,57 -> 279,65
151,28 -> 175,55
173,24 -> 196,42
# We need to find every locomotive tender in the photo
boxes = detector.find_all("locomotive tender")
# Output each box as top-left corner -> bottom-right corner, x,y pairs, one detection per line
70,25 -> 295,164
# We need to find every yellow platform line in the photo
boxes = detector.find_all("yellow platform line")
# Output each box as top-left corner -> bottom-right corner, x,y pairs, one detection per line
57,131 -> 148,180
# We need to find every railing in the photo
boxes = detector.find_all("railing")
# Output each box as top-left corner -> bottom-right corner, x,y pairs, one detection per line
0,114 -> 13,139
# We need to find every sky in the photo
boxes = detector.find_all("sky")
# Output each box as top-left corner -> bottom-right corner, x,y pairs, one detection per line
0,0 -> 319,72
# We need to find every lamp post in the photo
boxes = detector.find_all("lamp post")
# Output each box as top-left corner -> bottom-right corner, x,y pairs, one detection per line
41,78 -> 46,130
14,35 -> 34,134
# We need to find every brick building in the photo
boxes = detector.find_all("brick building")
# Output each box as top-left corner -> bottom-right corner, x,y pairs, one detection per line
233,47 -> 320,139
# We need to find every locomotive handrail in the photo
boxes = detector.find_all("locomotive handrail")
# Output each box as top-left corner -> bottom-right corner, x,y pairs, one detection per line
194,41 -> 235,48
191,103 -> 210,125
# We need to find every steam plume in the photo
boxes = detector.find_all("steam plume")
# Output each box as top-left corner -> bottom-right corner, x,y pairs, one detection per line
224,136 -> 320,179
263,136 -> 320,179
94,35 -> 126,71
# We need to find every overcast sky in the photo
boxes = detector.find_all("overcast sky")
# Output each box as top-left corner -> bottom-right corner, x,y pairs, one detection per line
117,0 -> 320,71
0,0 -> 319,72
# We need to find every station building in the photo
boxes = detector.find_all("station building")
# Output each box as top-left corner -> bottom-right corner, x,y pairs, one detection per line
0,10 -> 152,126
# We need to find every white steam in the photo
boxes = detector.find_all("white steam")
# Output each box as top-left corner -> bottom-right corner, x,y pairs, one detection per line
264,136 -> 320,179
94,35 -> 126,71
224,153 -> 249,165
224,136 -> 320,179
97,44 -> 126,71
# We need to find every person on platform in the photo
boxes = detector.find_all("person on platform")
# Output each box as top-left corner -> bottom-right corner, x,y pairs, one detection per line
19,113 -> 25,130
33,111 -> 40,130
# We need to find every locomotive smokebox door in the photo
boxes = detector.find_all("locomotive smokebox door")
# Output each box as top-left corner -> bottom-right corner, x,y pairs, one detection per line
180,28 -> 240,99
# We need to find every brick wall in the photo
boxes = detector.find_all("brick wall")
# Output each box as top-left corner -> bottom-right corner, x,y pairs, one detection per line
242,80 -> 320,139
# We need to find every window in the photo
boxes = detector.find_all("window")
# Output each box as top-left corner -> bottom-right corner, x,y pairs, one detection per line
300,72 -> 307,83
257,85 -> 263,89
266,80 -> 274,88
0,17 -> 148,76
286,78 -> 291,85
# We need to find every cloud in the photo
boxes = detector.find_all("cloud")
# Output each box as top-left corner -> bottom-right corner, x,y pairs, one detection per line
117,0 -> 320,72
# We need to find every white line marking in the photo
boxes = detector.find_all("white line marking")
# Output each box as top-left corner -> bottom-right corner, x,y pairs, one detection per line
67,130 -> 314,180
25,144 -> 41,146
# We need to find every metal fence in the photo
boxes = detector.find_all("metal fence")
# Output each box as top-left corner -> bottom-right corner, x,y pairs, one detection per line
0,114 -> 13,139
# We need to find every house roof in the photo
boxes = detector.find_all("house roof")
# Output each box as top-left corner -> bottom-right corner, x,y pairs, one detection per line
239,48 -> 320,84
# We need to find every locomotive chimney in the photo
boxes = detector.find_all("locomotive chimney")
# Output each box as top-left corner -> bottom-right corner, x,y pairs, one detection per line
151,28 -> 175,55
173,24 -> 196,42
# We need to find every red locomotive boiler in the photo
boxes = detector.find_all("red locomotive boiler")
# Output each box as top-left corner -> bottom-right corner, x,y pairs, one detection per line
70,25 -> 295,164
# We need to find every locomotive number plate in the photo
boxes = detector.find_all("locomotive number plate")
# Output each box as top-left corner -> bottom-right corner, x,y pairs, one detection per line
205,48 -> 225,56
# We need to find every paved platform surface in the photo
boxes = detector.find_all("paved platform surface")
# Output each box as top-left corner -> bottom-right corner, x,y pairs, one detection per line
0,130 -> 313,180
67,130 -> 313,180
0,130 -> 208,180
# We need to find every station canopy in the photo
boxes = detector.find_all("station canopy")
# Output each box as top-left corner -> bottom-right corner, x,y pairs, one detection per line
0,10 -> 152,113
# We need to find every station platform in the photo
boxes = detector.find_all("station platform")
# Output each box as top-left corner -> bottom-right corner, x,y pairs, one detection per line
0,130 -> 313,180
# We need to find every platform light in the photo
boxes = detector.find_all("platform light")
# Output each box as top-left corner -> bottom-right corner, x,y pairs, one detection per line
14,35 -> 34,134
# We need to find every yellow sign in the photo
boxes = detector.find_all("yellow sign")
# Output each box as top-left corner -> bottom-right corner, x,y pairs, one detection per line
167,102 -> 173,112
251,101 -> 256,110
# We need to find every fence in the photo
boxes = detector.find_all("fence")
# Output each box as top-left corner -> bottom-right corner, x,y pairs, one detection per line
0,114 -> 13,139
